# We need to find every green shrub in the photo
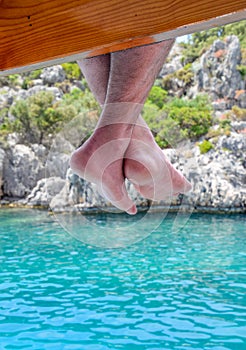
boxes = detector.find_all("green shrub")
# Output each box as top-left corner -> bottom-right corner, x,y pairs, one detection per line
22,77 -> 33,90
168,106 -> 212,139
237,65 -> 246,79
242,48 -> 246,65
219,118 -> 231,131
146,86 -> 168,109
156,117 -> 187,148
176,64 -> 194,84
143,94 -> 212,148
0,77 -> 9,88
0,110 -> 13,143
231,105 -> 246,121
61,62 -> 82,80
162,64 -> 194,91
205,128 -> 222,139
29,69 -> 42,80
223,20 -> 246,49
9,91 -> 77,144
61,87 -> 99,113
199,140 -> 214,154
180,44 -> 200,65
7,86 -> 100,145
8,74 -> 20,87
163,95 -> 212,140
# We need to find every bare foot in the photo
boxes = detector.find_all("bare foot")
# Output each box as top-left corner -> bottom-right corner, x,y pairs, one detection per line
124,118 -> 192,200
70,123 -> 137,214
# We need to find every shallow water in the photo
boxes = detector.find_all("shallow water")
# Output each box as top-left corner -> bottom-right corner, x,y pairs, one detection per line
0,209 -> 245,349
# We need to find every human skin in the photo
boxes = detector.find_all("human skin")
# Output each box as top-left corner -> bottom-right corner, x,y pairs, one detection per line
70,40 -> 191,214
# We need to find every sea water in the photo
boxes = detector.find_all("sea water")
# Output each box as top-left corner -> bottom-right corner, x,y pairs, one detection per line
0,209 -> 245,349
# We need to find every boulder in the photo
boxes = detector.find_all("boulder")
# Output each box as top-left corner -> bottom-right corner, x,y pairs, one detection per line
217,133 -> 246,155
41,65 -> 66,85
231,121 -> 246,133
26,85 -> 63,100
26,177 -> 66,207
0,87 -> 18,109
6,133 -> 21,147
3,144 -> 45,198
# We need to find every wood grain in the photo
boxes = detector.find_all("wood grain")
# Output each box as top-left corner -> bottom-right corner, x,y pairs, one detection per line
0,0 -> 245,75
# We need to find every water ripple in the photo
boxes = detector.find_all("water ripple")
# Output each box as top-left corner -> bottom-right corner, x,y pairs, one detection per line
0,210 -> 245,349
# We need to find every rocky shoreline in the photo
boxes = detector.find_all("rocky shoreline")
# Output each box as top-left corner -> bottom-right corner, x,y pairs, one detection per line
0,202 -> 244,214
0,124 -> 245,214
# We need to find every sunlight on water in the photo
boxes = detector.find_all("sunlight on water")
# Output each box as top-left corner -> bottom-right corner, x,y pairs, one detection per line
0,209 -> 245,349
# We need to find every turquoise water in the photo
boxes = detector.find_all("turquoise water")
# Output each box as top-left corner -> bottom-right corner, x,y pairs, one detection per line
0,209 -> 245,350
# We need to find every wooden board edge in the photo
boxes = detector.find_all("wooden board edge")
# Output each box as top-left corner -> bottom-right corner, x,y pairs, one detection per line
0,9 -> 245,77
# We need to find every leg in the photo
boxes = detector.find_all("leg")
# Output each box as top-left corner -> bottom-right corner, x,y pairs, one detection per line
77,54 -> 110,107
70,40 -> 191,213
105,40 -> 174,104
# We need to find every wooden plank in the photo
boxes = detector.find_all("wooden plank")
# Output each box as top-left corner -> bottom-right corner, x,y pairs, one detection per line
0,0 -> 245,76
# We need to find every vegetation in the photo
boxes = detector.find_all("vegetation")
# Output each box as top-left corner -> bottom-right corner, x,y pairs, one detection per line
146,86 -> 168,108
61,62 -> 82,80
236,65 -> 246,79
162,64 -> 194,92
8,91 -> 76,143
204,110 -> 242,140
230,106 -> 246,121
199,140 -> 214,154
143,90 -> 213,148
60,87 -> 99,113
0,84 -> 100,145
29,69 -> 42,80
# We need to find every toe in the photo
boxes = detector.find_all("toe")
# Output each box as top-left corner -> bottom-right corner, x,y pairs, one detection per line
100,179 -> 137,215
168,163 -> 192,194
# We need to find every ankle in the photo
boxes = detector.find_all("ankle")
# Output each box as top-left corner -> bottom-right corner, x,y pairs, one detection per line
96,102 -> 143,129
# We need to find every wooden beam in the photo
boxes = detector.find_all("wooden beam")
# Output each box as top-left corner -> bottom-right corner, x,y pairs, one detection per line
0,0 -> 245,76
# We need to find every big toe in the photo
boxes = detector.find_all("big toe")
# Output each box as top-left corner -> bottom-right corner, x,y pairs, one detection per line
169,164 -> 192,194
99,179 -> 137,215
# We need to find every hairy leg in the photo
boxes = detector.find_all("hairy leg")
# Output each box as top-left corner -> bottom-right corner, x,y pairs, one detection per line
106,40 -> 174,104
77,54 -> 110,107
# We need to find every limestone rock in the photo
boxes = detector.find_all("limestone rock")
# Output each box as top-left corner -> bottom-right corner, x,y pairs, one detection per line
48,170 -> 149,212
0,87 -> 18,109
26,85 -> 62,100
217,134 -> 246,155
235,90 -> 246,109
45,135 -> 75,179
26,177 -> 66,207
41,65 -> 66,85
0,148 -> 5,197
194,35 -> 243,109
232,121 -> 246,133
6,133 -> 21,147
160,43 -> 183,76
3,144 -> 45,198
